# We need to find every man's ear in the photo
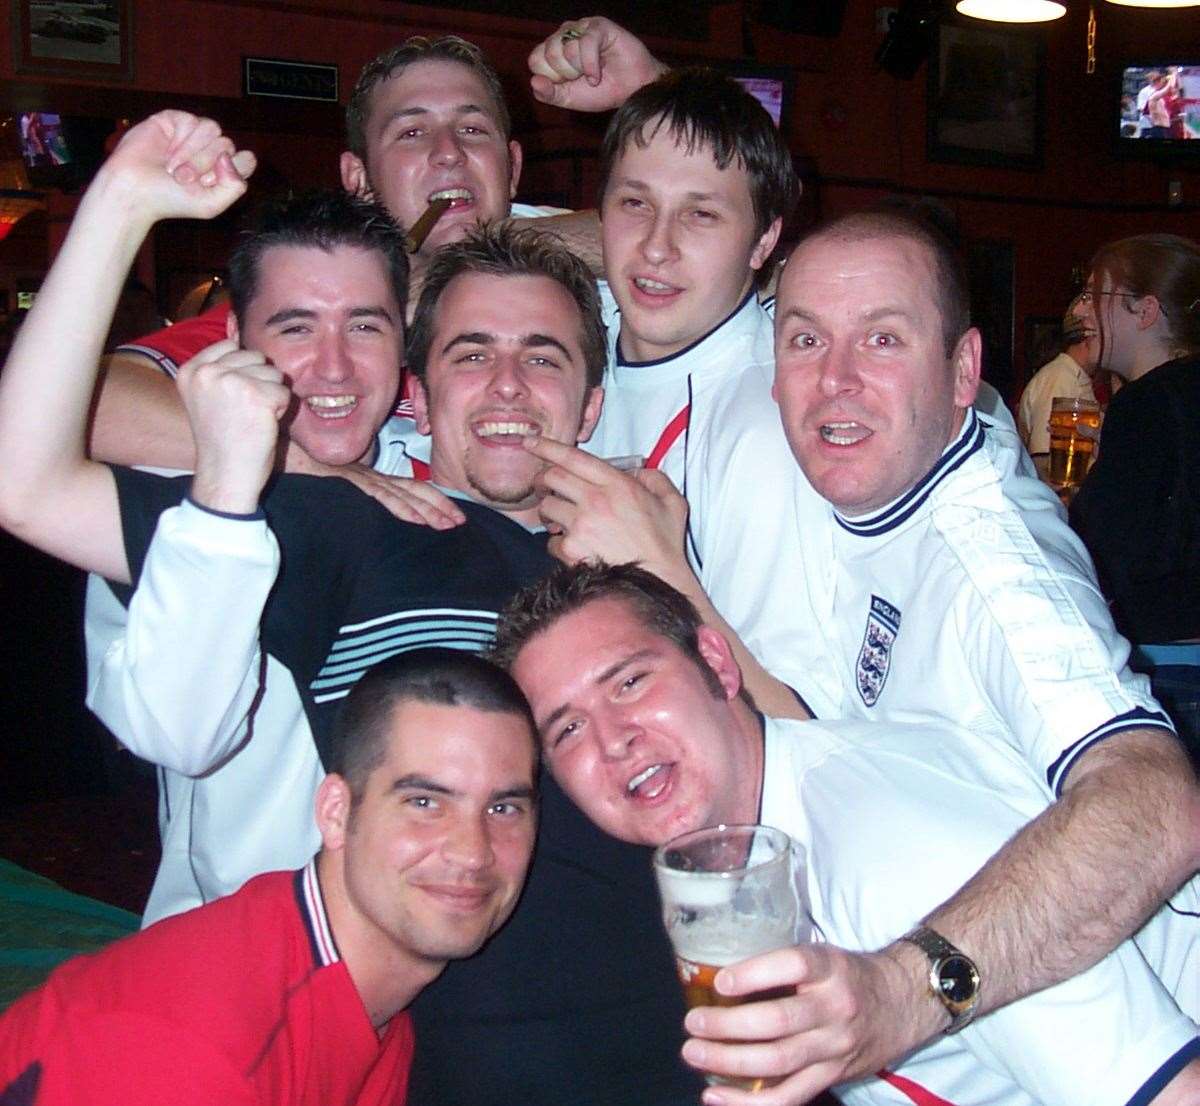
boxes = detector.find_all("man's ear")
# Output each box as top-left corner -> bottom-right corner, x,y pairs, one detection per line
696,625 -> 743,703
340,151 -> 372,199
750,217 -> 783,273
575,386 -> 604,444
507,139 -> 523,201
226,310 -> 240,344
409,375 -> 433,436
951,327 -> 983,409
315,773 -> 352,851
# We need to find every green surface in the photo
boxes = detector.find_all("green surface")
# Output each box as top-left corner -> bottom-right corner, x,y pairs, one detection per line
0,858 -> 138,1011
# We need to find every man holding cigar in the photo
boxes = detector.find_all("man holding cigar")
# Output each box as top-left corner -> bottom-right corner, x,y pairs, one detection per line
494,561 -> 1200,1106
82,32 -> 560,923
0,110 -> 700,1105
91,33 -> 599,515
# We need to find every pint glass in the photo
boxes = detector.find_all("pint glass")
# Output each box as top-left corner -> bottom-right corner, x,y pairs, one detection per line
1048,396 -> 1101,490
653,824 -> 806,1092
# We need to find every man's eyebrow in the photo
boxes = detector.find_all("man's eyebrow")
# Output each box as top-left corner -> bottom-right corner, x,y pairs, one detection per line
389,774 -> 453,796
612,178 -> 727,205
439,332 -> 576,363
380,103 -> 493,128
779,305 -> 819,326
491,785 -> 537,803
348,306 -> 398,326
441,331 -> 495,356
523,334 -> 575,363
861,306 -> 920,326
538,649 -> 659,734
263,307 -> 317,328
263,306 -> 397,328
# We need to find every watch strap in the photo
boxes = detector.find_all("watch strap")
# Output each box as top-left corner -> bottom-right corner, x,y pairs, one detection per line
900,925 -> 980,1035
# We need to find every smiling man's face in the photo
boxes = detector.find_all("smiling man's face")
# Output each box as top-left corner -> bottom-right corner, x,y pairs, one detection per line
510,597 -> 755,847
341,58 -> 522,261
230,243 -> 403,467
409,270 -> 602,525
600,124 -> 779,364
772,231 -> 979,517
328,698 -> 537,968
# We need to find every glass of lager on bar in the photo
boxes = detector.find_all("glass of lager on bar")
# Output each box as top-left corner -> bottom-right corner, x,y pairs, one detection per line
1048,395 -> 1101,491
653,824 -> 807,1092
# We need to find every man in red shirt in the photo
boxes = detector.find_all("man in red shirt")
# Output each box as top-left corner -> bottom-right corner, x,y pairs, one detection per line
0,646 -> 538,1106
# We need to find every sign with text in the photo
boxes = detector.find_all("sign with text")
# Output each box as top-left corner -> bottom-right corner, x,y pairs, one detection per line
244,57 -> 338,102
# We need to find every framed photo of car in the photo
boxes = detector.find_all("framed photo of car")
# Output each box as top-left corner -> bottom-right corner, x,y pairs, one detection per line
12,0 -> 133,82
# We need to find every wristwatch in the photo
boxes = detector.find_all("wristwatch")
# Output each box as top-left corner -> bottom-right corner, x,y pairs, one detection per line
900,926 -> 981,1034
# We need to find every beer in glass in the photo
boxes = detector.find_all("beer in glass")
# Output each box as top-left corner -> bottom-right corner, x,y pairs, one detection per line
1048,396 -> 1101,490
653,824 -> 807,1092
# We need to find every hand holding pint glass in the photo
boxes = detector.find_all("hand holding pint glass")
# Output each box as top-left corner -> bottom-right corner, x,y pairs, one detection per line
653,824 -> 809,1093
1048,396 -> 1101,491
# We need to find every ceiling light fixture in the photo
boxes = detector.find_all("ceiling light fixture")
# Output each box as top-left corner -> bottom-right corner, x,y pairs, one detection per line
956,0 -> 1067,20
1105,0 -> 1200,7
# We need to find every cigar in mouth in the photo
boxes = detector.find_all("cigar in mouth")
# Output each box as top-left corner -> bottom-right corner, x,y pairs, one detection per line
403,198 -> 452,253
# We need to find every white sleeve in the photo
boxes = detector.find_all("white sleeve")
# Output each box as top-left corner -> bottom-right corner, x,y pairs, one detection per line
963,943 -> 1199,1106
86,498 -> 280,777
788,724 -> 1199,1106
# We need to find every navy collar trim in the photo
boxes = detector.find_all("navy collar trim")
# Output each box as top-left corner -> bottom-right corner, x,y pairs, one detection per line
616,289 -> 755,368
294,857 -> 341,968
835,408 -> 985,538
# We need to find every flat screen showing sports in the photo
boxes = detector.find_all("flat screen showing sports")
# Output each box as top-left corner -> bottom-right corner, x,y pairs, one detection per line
721,63 -> 793,131
1119,65 -> 1200,145
18,113 -> 71,169
734,75 -> 786,128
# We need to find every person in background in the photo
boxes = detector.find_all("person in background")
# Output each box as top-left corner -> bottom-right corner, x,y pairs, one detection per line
1017,295 -> 1099,473
1070,233 -> 1200,763
0,646 -> 539,1106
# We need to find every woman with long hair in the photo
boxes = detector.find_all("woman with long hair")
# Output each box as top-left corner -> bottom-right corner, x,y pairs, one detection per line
1071,233 -> 1200,761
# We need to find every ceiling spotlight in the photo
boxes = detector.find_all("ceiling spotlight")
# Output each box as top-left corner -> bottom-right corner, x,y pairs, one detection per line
956,0 -> 1067,19
1106,0 -> 1200,7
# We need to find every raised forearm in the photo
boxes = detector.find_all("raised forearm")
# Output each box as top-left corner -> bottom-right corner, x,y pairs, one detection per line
90,351 -> 198,469
515,210 -> 604,277
0,171 -> 150,575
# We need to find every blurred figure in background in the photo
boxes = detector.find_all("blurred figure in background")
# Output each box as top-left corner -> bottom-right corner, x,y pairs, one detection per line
1017,294 -> 1099,474
1071,233 -> 1200,763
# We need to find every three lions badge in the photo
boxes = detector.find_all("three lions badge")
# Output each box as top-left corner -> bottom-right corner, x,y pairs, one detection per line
856,595 -> 900,707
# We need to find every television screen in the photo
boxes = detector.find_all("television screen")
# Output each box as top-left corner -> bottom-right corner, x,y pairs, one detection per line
1119,65 -> 1200,145
720,63 -> 794,131
18,113 -> 71,170
734,75 -> 786,128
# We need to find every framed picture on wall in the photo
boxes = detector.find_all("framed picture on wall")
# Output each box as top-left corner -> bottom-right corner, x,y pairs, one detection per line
12,0 -> 133,82
927,20 -> 1043,170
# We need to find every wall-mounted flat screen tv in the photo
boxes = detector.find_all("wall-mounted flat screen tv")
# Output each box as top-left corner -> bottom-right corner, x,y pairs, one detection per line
720,63 -> 795,131
1117,64 -> 1200,158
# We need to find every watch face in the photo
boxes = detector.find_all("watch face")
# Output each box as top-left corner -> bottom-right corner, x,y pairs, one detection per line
937,955 -> 980,1007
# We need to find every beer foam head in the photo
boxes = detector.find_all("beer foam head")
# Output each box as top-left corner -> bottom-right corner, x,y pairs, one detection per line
657,868 -> 740,911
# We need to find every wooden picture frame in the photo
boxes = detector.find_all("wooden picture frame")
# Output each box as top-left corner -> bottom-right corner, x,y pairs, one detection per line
12,0 -> 133,82
927,20 -> 1043,170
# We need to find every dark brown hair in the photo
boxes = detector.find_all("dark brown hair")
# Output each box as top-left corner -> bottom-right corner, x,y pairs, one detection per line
328,647 -> 536,801
1089,234 -> 1200,365
405,222 -> 607,390
597,66 -> 798,241
491,562 -> 725,699
345,35 -> 511,159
